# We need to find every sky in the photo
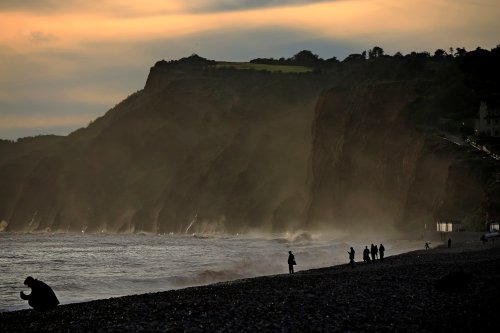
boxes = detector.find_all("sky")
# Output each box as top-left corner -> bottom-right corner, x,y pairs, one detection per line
1,0 -> 499,140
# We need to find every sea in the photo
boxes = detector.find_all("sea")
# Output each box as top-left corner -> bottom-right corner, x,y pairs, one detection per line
0,231 -> 425,312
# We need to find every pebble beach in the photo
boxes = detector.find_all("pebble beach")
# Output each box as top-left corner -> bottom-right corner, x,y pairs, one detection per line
1,236 -> 499,332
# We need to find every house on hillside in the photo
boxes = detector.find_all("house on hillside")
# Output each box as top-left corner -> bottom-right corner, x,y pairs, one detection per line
475,102 -> 500,137
436,221 -> 462,232
487,221 -> 499,232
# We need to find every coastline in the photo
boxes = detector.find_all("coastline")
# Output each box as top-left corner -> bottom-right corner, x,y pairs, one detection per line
1,237 -> 499,332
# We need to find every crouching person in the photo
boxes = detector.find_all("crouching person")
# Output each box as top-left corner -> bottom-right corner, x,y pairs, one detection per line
20,276 -> 59,311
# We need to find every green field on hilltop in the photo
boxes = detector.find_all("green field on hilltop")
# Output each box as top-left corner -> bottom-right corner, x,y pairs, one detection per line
216,62 -> 313,73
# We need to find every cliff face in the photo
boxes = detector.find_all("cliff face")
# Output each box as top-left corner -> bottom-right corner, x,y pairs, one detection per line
307,83 -> 423,230
0,58 -> 496,233
306,82 -> 490,232
1,67 -> 332,233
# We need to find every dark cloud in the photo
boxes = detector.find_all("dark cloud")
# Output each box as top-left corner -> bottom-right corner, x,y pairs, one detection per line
0,1 -> 336,14
0,1 -> 76,12
188,0 -> 334,13
135,26 -> 362,62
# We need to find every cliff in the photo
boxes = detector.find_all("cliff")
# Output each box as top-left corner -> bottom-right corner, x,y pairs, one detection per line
0,55 -> 498,233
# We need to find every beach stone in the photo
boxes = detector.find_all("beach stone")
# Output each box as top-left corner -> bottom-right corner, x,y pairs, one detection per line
435,271 -> 472,292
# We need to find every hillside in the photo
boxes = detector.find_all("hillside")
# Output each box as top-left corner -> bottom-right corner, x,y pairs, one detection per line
0,51 -> 499,234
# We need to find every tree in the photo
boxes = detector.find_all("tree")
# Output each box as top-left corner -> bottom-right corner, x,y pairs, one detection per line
408,51 -> 430,59
343,53 -> 366,62
291,50 -> 323,66
454,47 -> 467,58
490,45 -> 500,57
325,56 -> 339,64
434,49 -> 447,58
368,46 -> 384,59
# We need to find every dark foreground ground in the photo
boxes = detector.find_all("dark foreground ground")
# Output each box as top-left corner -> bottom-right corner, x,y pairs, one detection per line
2,239 -> 500,332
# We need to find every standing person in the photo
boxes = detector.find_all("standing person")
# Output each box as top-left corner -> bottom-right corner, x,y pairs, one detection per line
20,276 -> 59,311
448,238 -> 452,248
288,251 -> 296,274
363,246 -> 371,264
370,244 -> 376,262
480,234 -> 487,245
379,244 -> 385,262
347,247 -> 355,268
425,242 -> 430,250
374,244 -> 379,260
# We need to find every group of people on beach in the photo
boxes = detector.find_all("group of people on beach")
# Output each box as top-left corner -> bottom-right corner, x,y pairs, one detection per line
349,243 -> 385,268
362,243 -> 385,264
288,243 -> 386,273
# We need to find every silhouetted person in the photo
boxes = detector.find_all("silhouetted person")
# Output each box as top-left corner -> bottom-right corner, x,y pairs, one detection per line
374,244 -> 379,260
480,234 -> 487,245
379,244 -> 385,262
288,251 -> 296,274
20,276 -> 59,311
348,247 -> 355,268
363,246 -> 371,264
370,244 -> 376,262
425,242 -> 430,250
448,238 -> 452,248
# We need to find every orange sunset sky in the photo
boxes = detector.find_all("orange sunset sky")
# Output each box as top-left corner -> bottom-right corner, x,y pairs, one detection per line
1,0 -> 499,139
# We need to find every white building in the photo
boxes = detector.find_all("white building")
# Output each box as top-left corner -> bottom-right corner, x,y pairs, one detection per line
436,221 -> 461,232
475,102 -> 500,137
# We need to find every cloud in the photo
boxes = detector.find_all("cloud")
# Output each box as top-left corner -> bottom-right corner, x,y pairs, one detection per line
0,1 -> 333,15
2,0 -> 498,53
132,26 -> 363,61
0,1 -> 97,14
0,1 -> 185,17
185,0 -> 334,13
29,31 -> 57,43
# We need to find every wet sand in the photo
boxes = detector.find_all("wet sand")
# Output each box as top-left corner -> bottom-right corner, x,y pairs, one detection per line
1,237 -> 500,332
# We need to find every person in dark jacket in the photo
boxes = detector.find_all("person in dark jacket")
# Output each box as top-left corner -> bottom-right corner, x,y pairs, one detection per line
363,246 -> 371,264
379,244 -> 385,262
348,247 -> 355,268
288,251 -> 296,274
370,244 -> 376,262
20,276 -> 59,311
